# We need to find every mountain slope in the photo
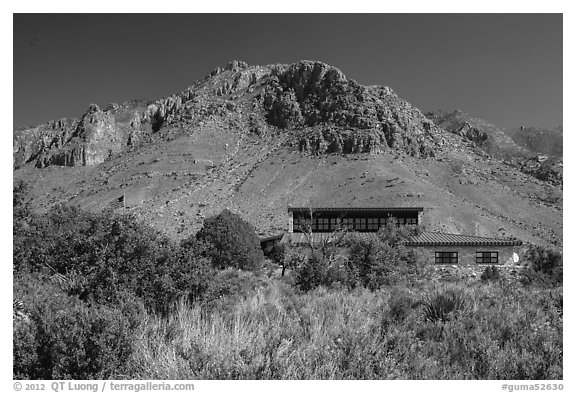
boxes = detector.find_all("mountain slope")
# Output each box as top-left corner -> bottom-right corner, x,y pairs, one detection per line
504,125 -> 563,157
424,109 -> 529,158
13,60 -> 562,248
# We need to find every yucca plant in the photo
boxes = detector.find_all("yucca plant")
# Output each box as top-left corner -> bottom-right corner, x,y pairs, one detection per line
422,287 -> 469,323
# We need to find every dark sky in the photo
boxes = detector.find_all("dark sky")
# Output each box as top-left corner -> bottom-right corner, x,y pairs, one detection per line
13,14 -> 562,130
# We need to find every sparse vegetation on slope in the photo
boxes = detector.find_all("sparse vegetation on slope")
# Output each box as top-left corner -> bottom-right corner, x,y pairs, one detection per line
13,183 -> 562,379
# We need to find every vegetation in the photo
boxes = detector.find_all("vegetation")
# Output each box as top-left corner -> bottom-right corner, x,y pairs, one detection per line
194,209 -> 264,271
13,183 -> 562,379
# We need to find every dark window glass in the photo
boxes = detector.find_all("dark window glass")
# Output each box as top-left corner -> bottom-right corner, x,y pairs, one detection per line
367,218 -> 379,231
293,216 -> 303,232
476,252 -> 498,264
406,217 -> 418,225
317,218 -> 329,231
310,218 -> 318,231
329,218 -> 339,230
435,252 -> 458,264
342,218 -> 354,230
355,218 -> 367,231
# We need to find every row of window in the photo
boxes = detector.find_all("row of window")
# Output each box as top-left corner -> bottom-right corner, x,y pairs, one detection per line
294,216 -> 418,231
435,252 -> 499,264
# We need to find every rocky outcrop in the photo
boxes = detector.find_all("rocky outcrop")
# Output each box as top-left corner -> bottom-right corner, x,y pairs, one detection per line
14,102 -> 150,169
425,109 -> 526,158
516,155 -> 563,186
14,60 -> 445,169
13,118 -> 78,169
504,125 -> 563,158
262,60 -> 440,157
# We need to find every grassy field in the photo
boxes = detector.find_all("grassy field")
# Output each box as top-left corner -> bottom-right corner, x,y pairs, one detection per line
126,277 -> 562,380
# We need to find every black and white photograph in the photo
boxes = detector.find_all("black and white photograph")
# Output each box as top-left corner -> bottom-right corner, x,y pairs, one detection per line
11,9 -> 565,389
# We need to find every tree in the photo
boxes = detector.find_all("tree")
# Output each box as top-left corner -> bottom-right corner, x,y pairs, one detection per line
195,209 -> 263,271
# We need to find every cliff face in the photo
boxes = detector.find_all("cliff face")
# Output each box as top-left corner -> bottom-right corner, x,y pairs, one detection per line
425,110 -> 527,158
263,61 -> 439,157
14,60 -> 444,169
14,102 -> 150,169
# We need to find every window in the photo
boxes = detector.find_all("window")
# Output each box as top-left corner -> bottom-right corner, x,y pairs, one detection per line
355,218 -> 366,231
367,218 -> 379,231
435,252 -> 458,264
293,216 -> 303,232
330,218 -> 340,230
317,218 -> 330,231
406,217 -> 418,225
342,218 -> 354,230
397,217 -> 406,226
476,252 -> 498,264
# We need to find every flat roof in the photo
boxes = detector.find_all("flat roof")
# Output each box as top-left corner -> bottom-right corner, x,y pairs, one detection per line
259,233 -> 285,243
287,207 -> 424,213
404,232 -> 522,247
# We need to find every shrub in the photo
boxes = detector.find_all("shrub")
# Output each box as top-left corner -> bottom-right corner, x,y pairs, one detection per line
13,277 -> 140,379
201,269 -> 270,312
525,244 -> 562,274
346,228 -> 421,290
422,287 -> 470,323
521,245 -> 562,287
480,265 -> 501,282
269,244 -> 286,265
13,205 -> 213,313
388,288 -> 417,322
195,209 -> 264,271
295,252 -> 328,291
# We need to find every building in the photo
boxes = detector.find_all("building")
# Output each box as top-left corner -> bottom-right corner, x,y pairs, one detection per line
404,232 -> 522,265
287,206 -> 424,233
262,206 -> 522,266
259,233 -> 285,254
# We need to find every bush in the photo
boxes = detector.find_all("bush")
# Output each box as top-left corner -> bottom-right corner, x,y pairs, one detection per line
521,244 -> 562,287
480,265 -> 501,282
195,209 -> 264,271
346,228 -> 421,290
13,277 -> 140,379
388,288 -> 417,322
200,269 -> 270,312
13,204 -> 213,313
422,287 -> 470,323
295,252 -> 328,291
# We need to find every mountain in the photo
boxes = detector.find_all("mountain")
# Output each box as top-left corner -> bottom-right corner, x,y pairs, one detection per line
425,110 -> 563,187
424,109 -> 529,158
13,60 -> 562,247
504,125 -> 563,158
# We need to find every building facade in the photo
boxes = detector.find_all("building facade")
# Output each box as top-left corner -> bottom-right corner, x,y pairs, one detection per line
404,232 -> 522,266
287,206 -> 424,233
261,206 -> 522,266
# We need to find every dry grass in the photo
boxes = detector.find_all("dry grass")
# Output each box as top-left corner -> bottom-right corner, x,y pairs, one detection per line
126,280 -> 562,380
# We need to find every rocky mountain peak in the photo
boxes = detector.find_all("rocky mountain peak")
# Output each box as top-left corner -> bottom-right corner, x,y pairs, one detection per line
14,60 -> 448,169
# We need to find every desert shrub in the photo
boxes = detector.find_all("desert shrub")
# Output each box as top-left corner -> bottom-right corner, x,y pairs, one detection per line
294,223 -> 423,292
201,269 -> 270,312
268,244 -> 286,265
388,288 -> 418,323
13,204 -> 213,313
13,276 -> 140,379
422,287 -> 470,323
480,265 -> 501,281
346,228 -> 421,290
195,209 -> 264,271
295,252 -> 329,291
521,245 -> 562,287
325,257 -> 359,289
